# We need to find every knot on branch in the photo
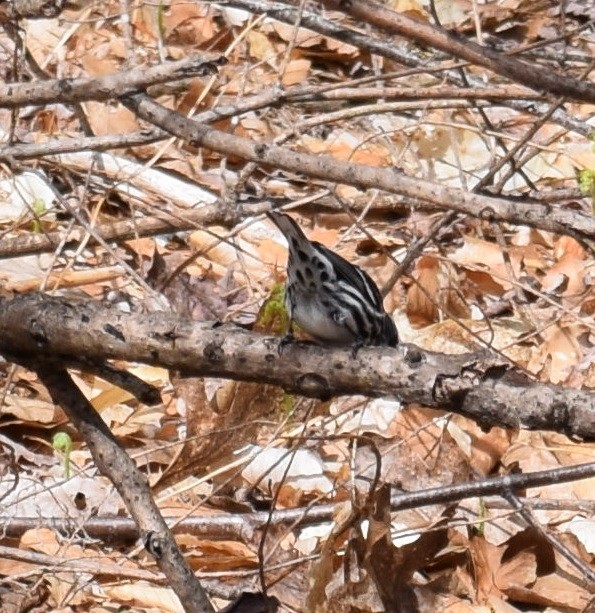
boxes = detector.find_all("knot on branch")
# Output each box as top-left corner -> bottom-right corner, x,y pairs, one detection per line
296,372 -> 332,400
144,531 -> 165,558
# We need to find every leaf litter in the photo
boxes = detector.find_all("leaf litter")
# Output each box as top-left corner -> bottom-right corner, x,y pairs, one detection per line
0,0 -> 593,610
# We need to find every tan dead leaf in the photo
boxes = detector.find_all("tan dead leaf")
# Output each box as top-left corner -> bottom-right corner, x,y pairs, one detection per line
350,142 -> 394,166
465,270 -> 506,297
0,555 -> 37,577
554,235 -> 586,261
23,18 -> 68,67
539,433 -> 595,501
378,406 -> 472,496
282,58 -> 311,87
506,572 -> 591,610
330,397 -> 402,438
242,445 -> 334,504
162,0 -> 207,31
486,594 -> 525,612
435,599 -> 482,612
410,318 -> 482,354
2,394 -> 60,424
105,582 -> 182,613
407,255 -> 469,326
407,255 -> 441,324
259,237 -> 288,269
388,0 -> 429,19
129,363 -> 171,386
541,237 -> 588,299
91,385 -> 134,412
502,431 -> 558,475
527,323 -> 582,384
469,535 -> 505,603
309,225 -> 341,246
323,32 -> 359,56
103,404 -> 163,437
566,140 -> 595,168
247,30 -> 277,63
451,236 -> 519,291
414,125 -> 452,161
3,476 -> 121,519
155,378 -> 279,491
163,2 -> 218,46
300,131 -> 392,166
459,498 -> 525,546
271,22 -> 322,47
523,150 -> 576,183
125,237 -> 156,259
189,226 -> 268,283
186,539 -> 258,570
239,115 -> 271,137
393,406 -> 449,465
46,572 -> 92,606
21,527 -> 61,555
177,79 -> 215,115
494,549 -> 537,591
84,101 -> 139,137
451,416 -> 511,475
516,242 -> 549,272
501,432 -> 585,514
80,45 -> 121,76
432,0 -> 469,26
559,517 -> 595,554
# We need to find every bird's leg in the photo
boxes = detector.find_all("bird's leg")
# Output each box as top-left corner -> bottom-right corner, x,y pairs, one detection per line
350,339 -> 364,359
277,321 -> 295,355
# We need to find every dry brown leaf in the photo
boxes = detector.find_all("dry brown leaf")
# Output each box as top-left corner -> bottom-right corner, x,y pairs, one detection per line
300,132 -> 393,166
282,58 -> 312,87
450,416 -> 511,475
494,549 -> 537,592
105,582 -> 183,613
185,539 -> 258,570
2,394 -> 61,424
527,323 -> 582,384
248,30 -> 277,63
46,572 -> 94,607
506,571 -> 591,609
469,535 -> 506,603
162,0 -> 218,46
271,22 -> 322,47
407,255 -> 470,326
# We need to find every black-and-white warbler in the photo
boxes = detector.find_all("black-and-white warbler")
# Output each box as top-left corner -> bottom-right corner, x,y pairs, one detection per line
267,211 -> 398,350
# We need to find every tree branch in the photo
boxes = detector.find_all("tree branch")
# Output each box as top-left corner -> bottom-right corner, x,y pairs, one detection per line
28,362 -> 214,612
318,0 -> 595,104
0,55 -> 225,108
120,93 -> 595,243
0,293 -> 593,438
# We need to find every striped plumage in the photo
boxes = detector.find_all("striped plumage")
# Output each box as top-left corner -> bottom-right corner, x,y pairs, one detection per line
267,211 -> 398,349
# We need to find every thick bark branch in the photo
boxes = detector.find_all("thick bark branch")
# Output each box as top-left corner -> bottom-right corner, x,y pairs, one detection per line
30,363 -> 214,612
0,55 -> 224,108
319,0 -> 595,104
217,0 -> 591,136
0,293 -> 593,439
120,93 -> 595,243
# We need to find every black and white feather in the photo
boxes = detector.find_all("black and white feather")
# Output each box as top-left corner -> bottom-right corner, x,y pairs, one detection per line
267,211 -> 398,349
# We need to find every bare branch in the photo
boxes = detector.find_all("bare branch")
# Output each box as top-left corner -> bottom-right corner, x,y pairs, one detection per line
120,93 -> 595,243
0,293 -> 593,438
0,55 -> 225,108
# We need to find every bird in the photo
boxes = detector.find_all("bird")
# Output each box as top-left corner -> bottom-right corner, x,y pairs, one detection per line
267,210 -> 398,352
